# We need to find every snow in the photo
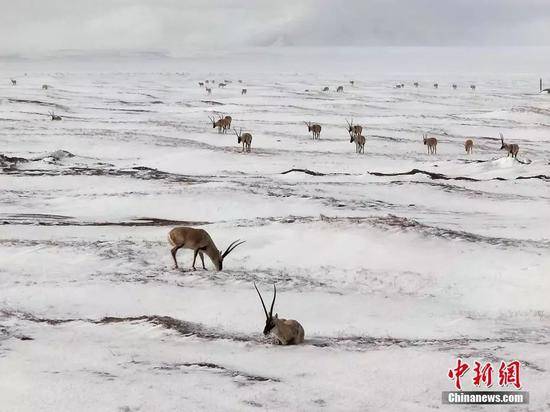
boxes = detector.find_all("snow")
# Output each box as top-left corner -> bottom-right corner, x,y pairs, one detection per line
1,48 -> 549,411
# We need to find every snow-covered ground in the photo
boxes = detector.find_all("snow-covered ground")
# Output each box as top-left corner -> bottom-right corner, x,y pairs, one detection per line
1,48 -> 549,411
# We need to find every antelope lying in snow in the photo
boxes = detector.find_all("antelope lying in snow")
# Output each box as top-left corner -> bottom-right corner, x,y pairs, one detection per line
322,86 -> 329,92
254,283 -> 304,345
42,84 -> 49,90
422,133 -> 437,154
500,133 -> 519,158
168,227 -> 245,270
305,121 -> 321,139
234,128 -> 252,152
350,131 -> 366,154
49,111 -> 62,121
346,118 -> 362,137
464,139 -> 474,154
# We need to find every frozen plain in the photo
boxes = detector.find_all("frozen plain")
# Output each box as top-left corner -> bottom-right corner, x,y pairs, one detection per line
0,48 -> 549,411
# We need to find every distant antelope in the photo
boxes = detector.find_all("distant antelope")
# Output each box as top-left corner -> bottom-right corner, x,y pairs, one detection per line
168,227 -> 245,271
422,133 -> 437,154
395,84 -> 402,89
336,85 -> 344,92
452,84 -> 458,90
206,87 -> 212,95
234,128 -> 252,152
349,80 -> 355,85
42,84 -> 49,90
464,139 -> 474,154
208,115 -> 228,133
305,121 -> 321,139
198,82 -> 204,87
238,79 -> 243,83
218,83 -> 226,88
254,283 -> 304,345
10,79 -> 16,86
470,84 -> 476,91
205,80 -> 210,84
434,83 -> 439,89
241,88 -> 247,95
350,132 -> 366,154
414,82 -> 419,87
322,86 -> 329,92
345,118 -> 362,137
500,133 -> 519,158
48,111 -> 62,121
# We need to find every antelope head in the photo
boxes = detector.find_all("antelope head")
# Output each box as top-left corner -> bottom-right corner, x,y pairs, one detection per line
254,283 -> 278,336
422,133 -> 427,145
500,133 -> 507,150
208,115 -> 216,128
234,128 -> 243,143
215,239 -> 245,271
304,121 -> 312,132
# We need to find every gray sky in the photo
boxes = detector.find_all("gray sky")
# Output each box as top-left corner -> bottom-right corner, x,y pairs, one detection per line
2,0 -> 550,55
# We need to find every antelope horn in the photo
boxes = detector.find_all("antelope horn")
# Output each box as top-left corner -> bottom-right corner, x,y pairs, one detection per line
254,283 -> 269,319
345,118 -> 350,127
233,128 -> 239,137
221,239 -> 246,259
499,132 -> 504,142
269,284 -> 276,317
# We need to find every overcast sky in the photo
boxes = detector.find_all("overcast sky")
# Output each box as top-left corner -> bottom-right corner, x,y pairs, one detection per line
2,0 -> 550,55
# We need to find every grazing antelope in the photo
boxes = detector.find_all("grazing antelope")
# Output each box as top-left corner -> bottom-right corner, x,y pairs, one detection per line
434,83 -> 439,89
414,82 -> 419,88
254,283 -> 304,345
234,128 -> 252,152
464,139 -> 474,154
322,86 -> 329,92
395,84 -> 402,89
452,84 -> 458,90
350,131 -> 366,154
42,84 -> 48,90
336,85 -> 344,92
470,84 -> 476,91
168,227 -> 245,271
218,83 -> 226,88
305,121 -> 321,140
422,133 -> 437,154
349,80 -> 355,85
48,111 -> 62,121
198,82 -> 204,87
241,88 -> 247,95
346,118 -> 362,137
206,87 -> 212,95
499,133 -> 519,158
10,79 -> 16,86
208,115 -> 228,133
205,80 -> 209,84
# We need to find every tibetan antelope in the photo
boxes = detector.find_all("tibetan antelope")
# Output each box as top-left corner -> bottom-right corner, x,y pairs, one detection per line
464,139 -> 474,154
238,79 -> 243,83
208,115 -> 229,133
254,283 -> 304,345
198,82 -> 204,87
336,85 -> 344,92
452,84 -> 458,90
218,83 -> 226,88
10,79 -> 16,86
350,131 -> 366,154
322,86 -> 329,92
349,80 -> 355,85
48,111 -> 62,121
434,83 -> 439,89
234,128 -> 252,152
168,227 -> 245,271
241,88 -> 247,95
422,133 -> 437,154
206,87 -> 212,95
205,80 -> 210,84
346,118 -> 362,137
305,121 -> 321,139
470,84 -> 476,91
223,115 -> 232,131
500,133 -> 519,158
414,82 -> 419,87
42,84 -> 48,90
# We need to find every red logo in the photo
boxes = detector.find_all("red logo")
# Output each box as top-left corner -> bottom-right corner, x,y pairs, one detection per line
448,359 -> 522,390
